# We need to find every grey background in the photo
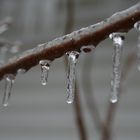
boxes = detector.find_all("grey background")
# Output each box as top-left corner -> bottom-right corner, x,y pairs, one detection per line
0,0 -> 140,140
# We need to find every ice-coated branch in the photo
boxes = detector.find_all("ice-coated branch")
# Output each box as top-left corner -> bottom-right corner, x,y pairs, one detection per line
0,3 -> 140,79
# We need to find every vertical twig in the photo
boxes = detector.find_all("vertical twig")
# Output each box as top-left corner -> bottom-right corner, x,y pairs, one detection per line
82,52 -> 102,132
64,0 -> 87,140
64,0 -> 75,35
101,52 -> 136,140
74,82 -> 87,140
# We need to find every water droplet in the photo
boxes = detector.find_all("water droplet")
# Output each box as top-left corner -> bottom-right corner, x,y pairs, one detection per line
109,33 -> 124,103
2,74 -> 15,107
81,45 -> 95,53
66,51 -> 80,104
39,60 -> 51,85
134,21 -> 140,31
110,94 -> 118,103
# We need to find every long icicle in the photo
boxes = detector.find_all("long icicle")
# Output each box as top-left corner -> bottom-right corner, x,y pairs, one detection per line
66,51 -> 79,104
134,21 -> 140,71
2,74 -> 15,107
109,33 -> 124,103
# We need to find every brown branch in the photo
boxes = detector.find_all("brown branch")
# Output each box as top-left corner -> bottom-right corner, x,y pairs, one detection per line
101,52 -> 136,140
74,83 -> 87,140
0,3 -> 140,79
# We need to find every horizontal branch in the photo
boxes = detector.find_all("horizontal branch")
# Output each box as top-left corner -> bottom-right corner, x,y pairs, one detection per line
0,3 -> 140,79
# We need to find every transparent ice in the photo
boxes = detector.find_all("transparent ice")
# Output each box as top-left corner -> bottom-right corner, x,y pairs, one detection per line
39,60 -> 51,85
2,74 -> 15,107
109,33 -> 124,103
134,21 -> 140,71
66,51 -> 79,104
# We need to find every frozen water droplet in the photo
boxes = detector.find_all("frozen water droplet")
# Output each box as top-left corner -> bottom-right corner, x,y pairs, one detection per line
110,94 -> 118,103
81,45 -> 95,53
134,21 -> 140,31
17,68 -> 26,74
39,60 -> 51,85
109,33 -> 124,103
2,74 -> 15,107
134,21 -> 140,71
109,33 -> 125,47
66,51 -> 80,104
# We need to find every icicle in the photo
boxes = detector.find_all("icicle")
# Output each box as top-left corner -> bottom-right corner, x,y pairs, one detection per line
109,33 -> 124,103
66,51 -> 80,104
39,60 -> 51,85
2,74 -> 15,107
134,21 -> 140,71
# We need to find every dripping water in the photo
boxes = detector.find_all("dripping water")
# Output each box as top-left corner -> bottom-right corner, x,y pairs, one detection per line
66,51 -> 79,104
39,60 -> 51,86
134,21 -> 140,71
109,33 -> 124,103
2,74 -> 15,107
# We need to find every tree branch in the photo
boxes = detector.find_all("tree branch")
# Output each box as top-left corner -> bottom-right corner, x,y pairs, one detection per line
0,3 -> 140,79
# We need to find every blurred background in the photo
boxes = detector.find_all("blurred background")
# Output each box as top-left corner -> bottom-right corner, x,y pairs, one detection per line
0,0 -> 140,140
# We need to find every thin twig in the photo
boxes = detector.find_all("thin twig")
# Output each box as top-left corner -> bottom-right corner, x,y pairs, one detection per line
0,3 -> 140,79
82,52 -> 102,132
64,0 -> 75,35
64,0 -> 87,140
74,83 -> 87,140
101,52 -> 136,140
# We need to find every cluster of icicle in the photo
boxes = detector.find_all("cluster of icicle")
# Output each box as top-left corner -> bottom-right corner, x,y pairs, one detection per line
0,21 -> 140,107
